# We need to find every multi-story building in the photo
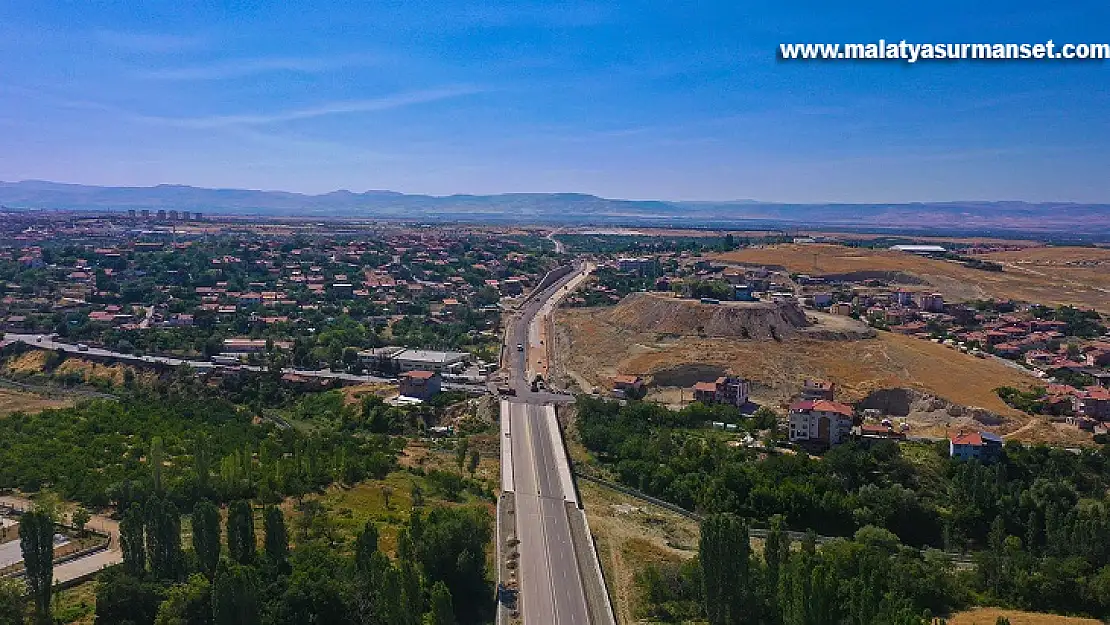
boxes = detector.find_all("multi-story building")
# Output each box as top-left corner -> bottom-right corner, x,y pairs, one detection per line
691,376 -> 750,408
1076,387 -> 1110,420
920,293 -> 945,313
398,370 -> 441,400
788,400 -> 854,449
616,257 -> 656,275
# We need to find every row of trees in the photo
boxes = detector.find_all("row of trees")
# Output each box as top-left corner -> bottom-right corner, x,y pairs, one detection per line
640,513 -> 966,625
90,497 -> 491,625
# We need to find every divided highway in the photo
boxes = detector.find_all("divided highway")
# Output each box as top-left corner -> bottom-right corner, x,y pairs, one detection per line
498,263 -> 614,625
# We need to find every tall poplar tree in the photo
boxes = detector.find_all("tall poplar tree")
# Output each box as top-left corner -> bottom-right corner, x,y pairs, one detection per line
764,514 -> 791,619
226,500 -> 256,565
20,509 -> 55,625
263,505 -> 289,572
192,499 -> 221,579
700,513 -> 756,625
120,504 -> 147,577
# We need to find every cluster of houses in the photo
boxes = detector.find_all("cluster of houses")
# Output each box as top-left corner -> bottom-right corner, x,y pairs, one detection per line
0,216 -> 556,357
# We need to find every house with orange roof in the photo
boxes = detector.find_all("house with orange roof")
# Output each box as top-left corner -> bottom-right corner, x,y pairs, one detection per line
949,431 -> 1003,462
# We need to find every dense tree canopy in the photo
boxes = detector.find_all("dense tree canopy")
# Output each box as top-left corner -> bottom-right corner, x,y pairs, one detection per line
582,396 -> 1110,619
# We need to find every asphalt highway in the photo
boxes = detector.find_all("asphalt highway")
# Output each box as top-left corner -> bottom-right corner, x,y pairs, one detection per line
508,402 -> 590,624
499,262 -> 608,625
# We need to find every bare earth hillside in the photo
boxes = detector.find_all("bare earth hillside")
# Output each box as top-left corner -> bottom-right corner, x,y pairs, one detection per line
607,293 -> 803,339
714,244 -> 1110,313
555,297 -> 1069,440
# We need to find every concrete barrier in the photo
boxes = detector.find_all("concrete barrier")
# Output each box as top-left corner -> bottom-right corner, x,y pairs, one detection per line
499,400 -> 515,494
544,405 -> 577,506
576,508 -> 617,625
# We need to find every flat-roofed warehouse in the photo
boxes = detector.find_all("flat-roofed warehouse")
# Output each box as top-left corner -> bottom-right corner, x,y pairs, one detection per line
889,244 -> 947,255
358,346 -> 470,373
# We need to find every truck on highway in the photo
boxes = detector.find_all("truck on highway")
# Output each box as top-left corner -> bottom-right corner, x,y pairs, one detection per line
211,355 -> 241,365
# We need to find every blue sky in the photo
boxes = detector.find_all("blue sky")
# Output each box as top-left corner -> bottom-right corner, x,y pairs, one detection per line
1,0 -> 1108,203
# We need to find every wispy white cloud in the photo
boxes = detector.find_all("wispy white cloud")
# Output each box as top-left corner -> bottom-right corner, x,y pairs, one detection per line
137,86 -> 483,128
138,53 -> 383,80
94,30 -> 207,53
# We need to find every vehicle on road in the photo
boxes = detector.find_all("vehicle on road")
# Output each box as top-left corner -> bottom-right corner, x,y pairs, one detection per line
517,343 -> 524,351
35,335 -> 43,342
76,343 -> 89,351
497,386 -> 517,396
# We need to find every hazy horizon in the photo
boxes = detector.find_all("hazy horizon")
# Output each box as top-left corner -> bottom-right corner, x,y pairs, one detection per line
5,178 -> 1110,207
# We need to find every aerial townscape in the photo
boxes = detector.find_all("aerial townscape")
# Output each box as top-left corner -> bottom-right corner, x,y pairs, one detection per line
3,2 -> 1110,625
0,205 -> 1108,625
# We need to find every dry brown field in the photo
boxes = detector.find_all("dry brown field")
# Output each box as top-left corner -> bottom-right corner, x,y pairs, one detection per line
0,388 -> 72,416
946,607 -> 1101,625
714,244 -> 1110,313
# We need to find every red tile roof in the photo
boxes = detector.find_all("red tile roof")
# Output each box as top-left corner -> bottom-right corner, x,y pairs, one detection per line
402,370 -> 436,380
951,432 -> 983,446
812,400 -> 853,416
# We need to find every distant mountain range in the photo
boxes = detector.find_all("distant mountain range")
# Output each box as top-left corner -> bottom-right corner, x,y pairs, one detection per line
2,180 -> 1108,237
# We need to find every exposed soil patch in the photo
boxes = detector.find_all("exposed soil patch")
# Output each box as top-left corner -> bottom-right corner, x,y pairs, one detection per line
947,607 -> 1101,625
820,270 -> 928,285
604,292 -> 811,340
556,299 -> 1055,438
857,387 -> 1005,437
651,363 -> 728,388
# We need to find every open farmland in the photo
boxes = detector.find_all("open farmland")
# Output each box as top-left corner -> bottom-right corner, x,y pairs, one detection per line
714,244 -> 1110,313
556,297 -> 1052,438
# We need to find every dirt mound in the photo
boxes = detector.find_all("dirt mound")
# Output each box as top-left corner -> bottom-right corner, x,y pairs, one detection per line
603,293 -> 810,340
858,387 -> 1004,432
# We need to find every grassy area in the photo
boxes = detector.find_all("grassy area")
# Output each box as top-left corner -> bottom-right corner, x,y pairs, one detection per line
946,607 -> 1102,624
51,580 -> 97,625
578,480 -> 700,624
302,467 -> 496,557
